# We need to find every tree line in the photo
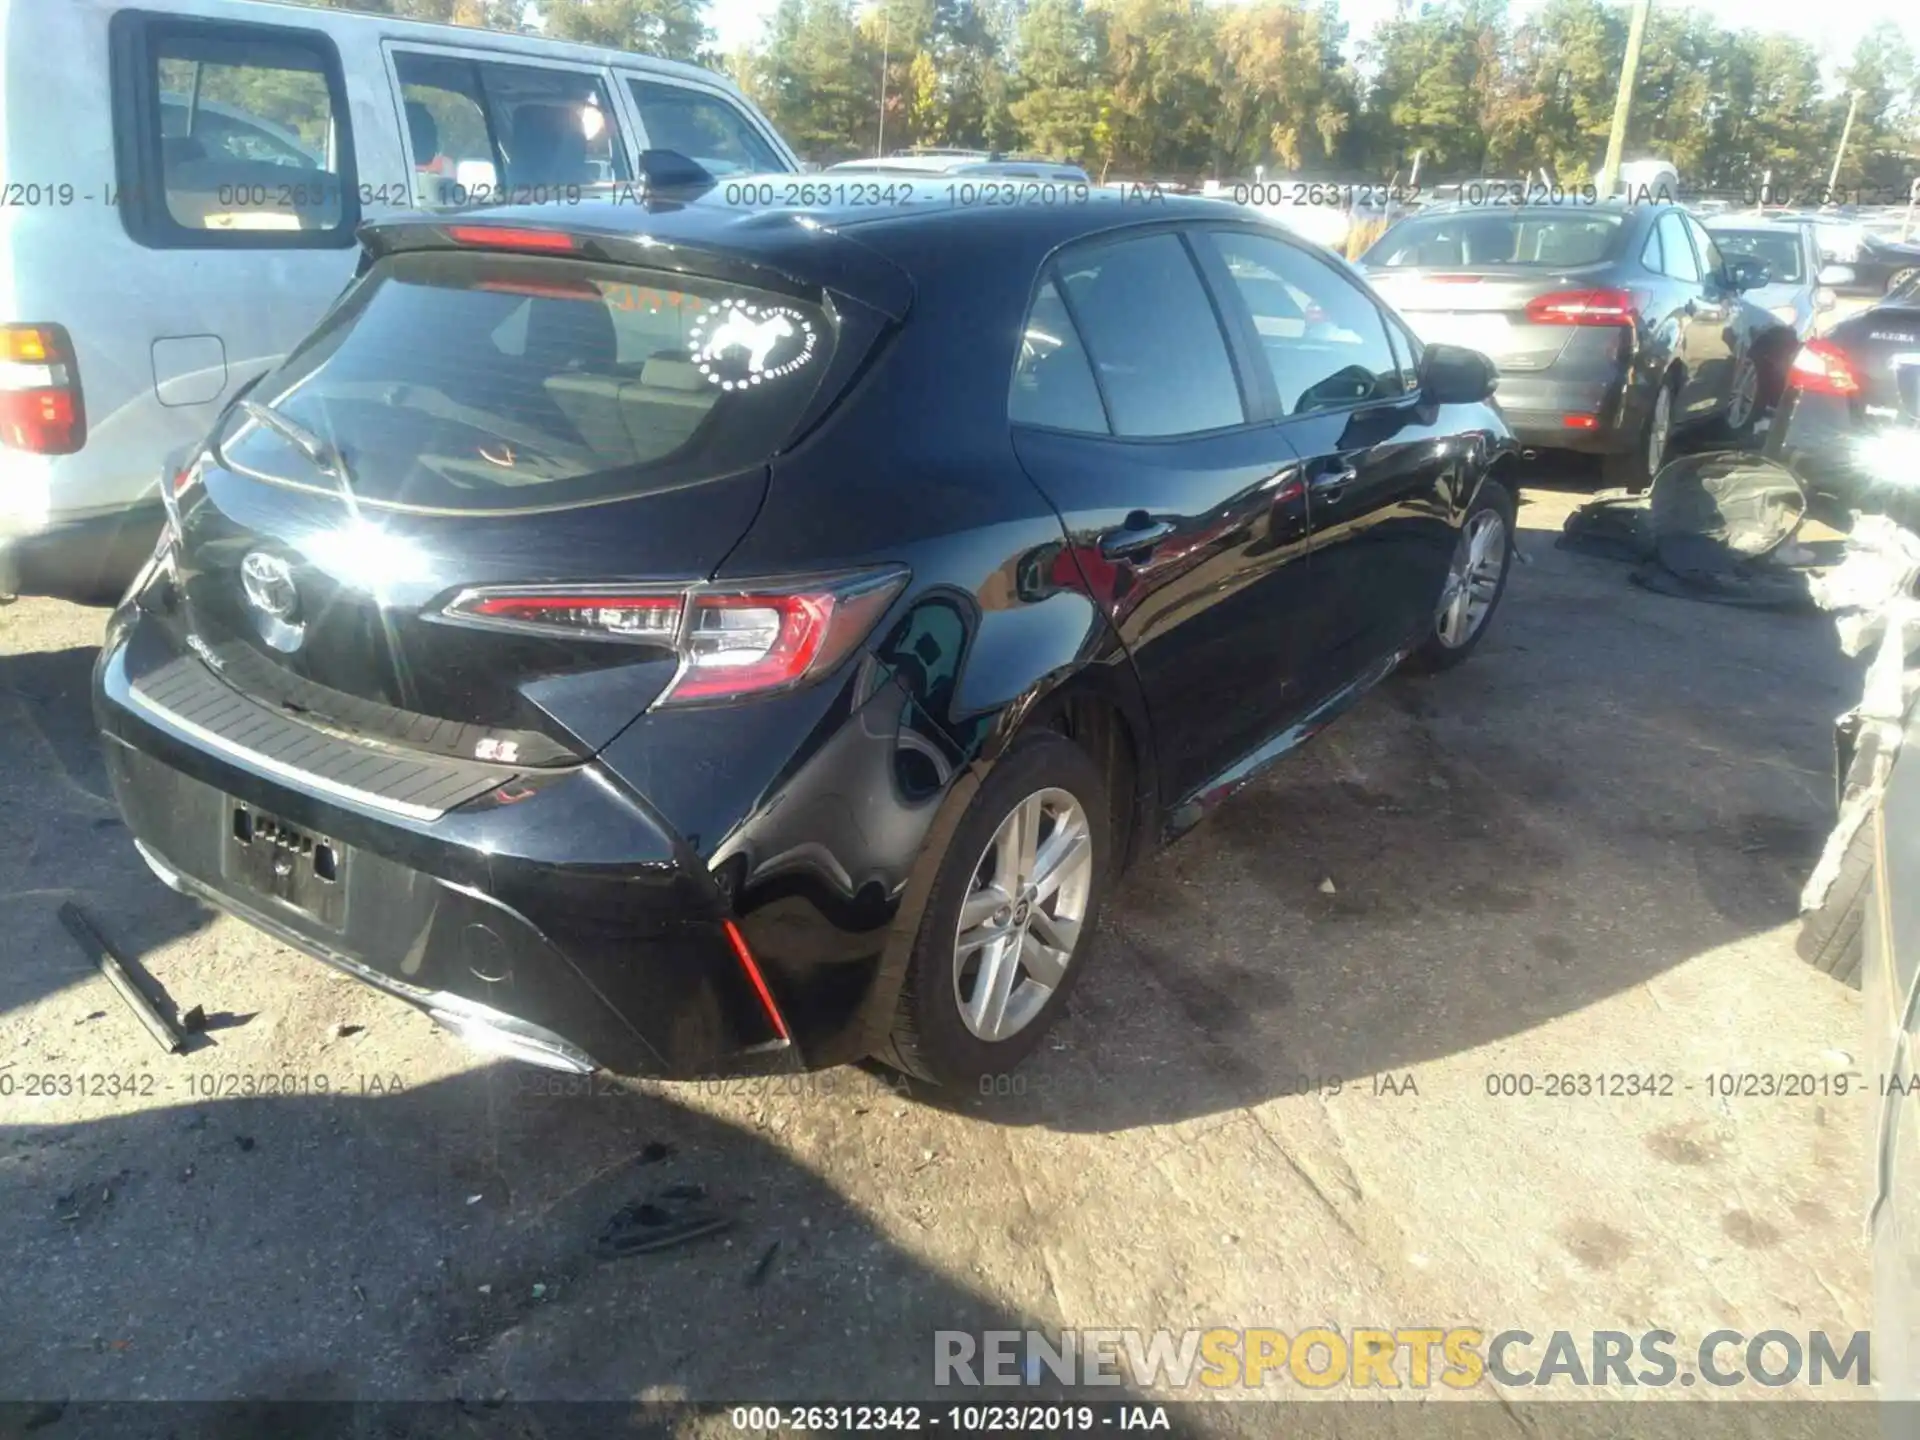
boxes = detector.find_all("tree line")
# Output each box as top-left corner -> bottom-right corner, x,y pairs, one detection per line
301,0 -> 1919,197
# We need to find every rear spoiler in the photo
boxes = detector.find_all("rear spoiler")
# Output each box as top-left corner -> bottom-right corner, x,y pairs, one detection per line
356,188 -> 916,323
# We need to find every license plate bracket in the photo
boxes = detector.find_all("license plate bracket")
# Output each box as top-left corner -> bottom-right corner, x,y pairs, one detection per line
223,802 -> 349,930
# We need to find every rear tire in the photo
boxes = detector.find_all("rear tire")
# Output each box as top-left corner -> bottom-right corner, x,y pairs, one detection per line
1406,479 -> 1516,673
1603,375 -> 1676,493
878,731 -> 1112,1088
1797,821 -> 1869,989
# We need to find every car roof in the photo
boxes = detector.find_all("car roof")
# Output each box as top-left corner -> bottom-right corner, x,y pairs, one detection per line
362,178 -> 1258,321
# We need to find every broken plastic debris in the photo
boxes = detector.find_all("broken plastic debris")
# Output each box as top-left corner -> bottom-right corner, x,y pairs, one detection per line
1318,877 -> 1338,894
465,1194 -> 483,1205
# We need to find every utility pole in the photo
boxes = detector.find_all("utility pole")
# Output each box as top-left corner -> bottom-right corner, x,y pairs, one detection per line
876,4 -> 891,158
1826,90 -> 1861,201
1598,0 -> 1652,198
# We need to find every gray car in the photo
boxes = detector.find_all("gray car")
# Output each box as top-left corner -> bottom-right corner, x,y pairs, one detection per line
1360,198 -> 1798,489
1705,216 -> 1849,341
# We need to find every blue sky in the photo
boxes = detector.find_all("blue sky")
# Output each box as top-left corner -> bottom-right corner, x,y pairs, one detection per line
708,0 -> 1920,79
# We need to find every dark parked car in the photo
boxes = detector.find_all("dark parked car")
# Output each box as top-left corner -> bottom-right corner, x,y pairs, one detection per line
1360,199 -> 1797,489
1763,270 -> 1920,519
94,189 -> 1520,1089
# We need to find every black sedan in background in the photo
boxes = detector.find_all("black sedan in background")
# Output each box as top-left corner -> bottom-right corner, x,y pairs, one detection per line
95,189 -> 1519,1088
1764,270 -> 1920,521
1360,199 -> 1797,490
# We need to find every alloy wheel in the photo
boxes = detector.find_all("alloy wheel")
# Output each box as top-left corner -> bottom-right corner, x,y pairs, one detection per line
1648,384 -> 1674,479
952,787 -> 1094,1042
1435,508 -> 1507,649
1726,357 -> 1758,431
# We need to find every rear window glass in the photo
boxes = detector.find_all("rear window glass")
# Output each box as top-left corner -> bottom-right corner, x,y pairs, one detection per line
214,252 -> 832,512
1709,230 -> 1804,284
1366,212 -> 1625,268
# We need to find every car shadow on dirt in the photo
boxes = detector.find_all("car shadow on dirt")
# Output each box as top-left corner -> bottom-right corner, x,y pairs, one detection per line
0,1068 -> 1220,1428
0,645 -> 213,1024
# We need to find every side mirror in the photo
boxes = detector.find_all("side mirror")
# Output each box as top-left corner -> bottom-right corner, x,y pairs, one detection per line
1420,343 -> 1498,405
1725,257 -> 1770,290
1817,263 -> 1855,287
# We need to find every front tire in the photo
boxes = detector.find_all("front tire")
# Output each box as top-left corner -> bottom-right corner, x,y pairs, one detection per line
878,731 -> 1111,1087
1407,479 -> 1515,673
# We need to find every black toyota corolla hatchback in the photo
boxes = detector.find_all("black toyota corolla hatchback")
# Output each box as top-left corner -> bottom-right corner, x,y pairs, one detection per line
95,185 -> 1520,1088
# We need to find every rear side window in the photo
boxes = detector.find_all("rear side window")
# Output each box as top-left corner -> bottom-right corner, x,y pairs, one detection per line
628,80 -> 783,176
1655,213 -> 1699,281
1208,231 -> 1403,415
214,252 -> 833,513
1367,211 -> 1624,268
393,50 -> 630,208
111,13 -> 357,248
1055,233 -> 1245,438
1010,277 -> 1108,433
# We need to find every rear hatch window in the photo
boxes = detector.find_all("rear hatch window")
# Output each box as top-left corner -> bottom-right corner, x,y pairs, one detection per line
213,251 -> 834,512
1366,212 -> 1625,268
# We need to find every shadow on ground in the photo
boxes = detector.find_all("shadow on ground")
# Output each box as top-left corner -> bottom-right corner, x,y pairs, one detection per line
0,645 -> 213,1022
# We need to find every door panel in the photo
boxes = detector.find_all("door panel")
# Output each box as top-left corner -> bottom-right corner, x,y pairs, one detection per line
1193,228 -> 1460,701
1007,232 -> 1315,807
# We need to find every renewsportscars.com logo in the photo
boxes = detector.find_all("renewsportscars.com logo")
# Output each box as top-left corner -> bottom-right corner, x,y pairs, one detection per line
933,1327 -> 1872,1391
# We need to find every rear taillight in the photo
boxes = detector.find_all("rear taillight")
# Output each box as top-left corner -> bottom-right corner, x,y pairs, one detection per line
439,569 -> 908,707
1789,339 -> 1862,398
0,323 -> 86,454
1524,288 -> 1637,326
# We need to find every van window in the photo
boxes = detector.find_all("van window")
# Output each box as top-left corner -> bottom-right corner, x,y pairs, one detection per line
628,81 -> 782,176
393,51 -> 630,207
114,17 -> 357,247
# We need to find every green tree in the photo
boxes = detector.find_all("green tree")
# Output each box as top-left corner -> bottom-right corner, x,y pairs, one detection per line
1008,0 -> 1107,162
1210,1 -> 1358,174
540,0 -> 714,64
752,0 -> 881,161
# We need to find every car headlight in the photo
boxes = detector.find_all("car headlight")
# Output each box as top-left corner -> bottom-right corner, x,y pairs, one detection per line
1768,304 -> 1799,326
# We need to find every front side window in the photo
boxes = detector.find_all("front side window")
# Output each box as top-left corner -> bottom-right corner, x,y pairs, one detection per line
1054,233 -> 1245,438
215,251 -> 833,513
1709,230 -> 1804,284
1210,231 -> 1403,415
629,80 -> 783,176
394,51 -> 629,207
1685,217 -> 1726,280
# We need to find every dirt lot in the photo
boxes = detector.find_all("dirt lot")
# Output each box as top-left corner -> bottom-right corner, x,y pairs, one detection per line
0,476 -> 1876,1430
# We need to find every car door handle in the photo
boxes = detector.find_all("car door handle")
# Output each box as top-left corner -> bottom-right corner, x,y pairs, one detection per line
1308,466 -> 1359,504
1098,513 -> 1177,561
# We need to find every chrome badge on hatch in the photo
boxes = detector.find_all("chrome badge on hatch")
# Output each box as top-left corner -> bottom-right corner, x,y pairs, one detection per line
240,550 -> 305,652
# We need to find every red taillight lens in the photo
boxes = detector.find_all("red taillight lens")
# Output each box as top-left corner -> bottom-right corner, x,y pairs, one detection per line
439,570 -> 908,706
1524,288 -> 1637,326
1789,339 -> 1861,398
0,323 -> 86,454
444,225 -> 579,253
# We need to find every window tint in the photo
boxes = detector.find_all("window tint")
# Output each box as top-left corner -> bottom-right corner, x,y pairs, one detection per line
150,30 -> 344,235
1057,234 -> 1244,438
1009,276 -> 1108,433
1367,212 -> 1625,268
1211,231 -> 1403,415
1656,213 -> 1699,281
629,80 -> 782,176
1685,216 -> 1725,279
394,51 -> 629,207
216,252 -> 833,512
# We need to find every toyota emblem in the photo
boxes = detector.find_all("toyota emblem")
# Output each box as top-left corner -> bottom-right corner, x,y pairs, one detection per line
240,551 -> 299,623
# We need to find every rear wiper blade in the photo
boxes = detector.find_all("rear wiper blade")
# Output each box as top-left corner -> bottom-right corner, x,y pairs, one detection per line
237,398 -> 363,519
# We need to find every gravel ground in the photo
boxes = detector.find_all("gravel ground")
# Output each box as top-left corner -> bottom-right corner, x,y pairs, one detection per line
0,472 -> 1875,1433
